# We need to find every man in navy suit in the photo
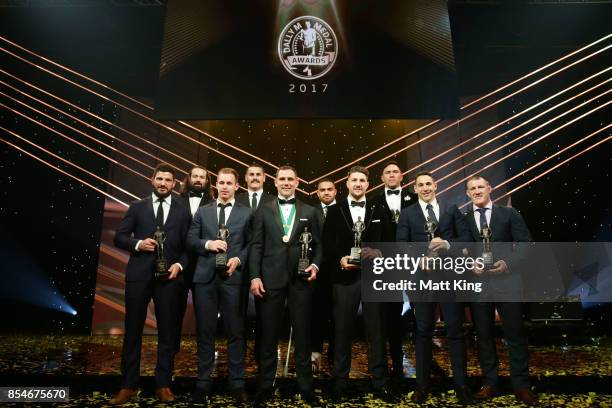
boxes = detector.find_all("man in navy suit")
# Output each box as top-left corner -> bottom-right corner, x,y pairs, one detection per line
396,171 -> 474,405
110,163 -> 191,405
323,165 -> 394,401
187,167 -> 251,404
248,165 -> 323,407
464,175 -> 536,406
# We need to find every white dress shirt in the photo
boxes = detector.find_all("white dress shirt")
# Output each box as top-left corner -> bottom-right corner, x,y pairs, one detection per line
384,187 -> 402,213
278,195 -> 296,237
188,195 -> 203,216
248,188 -> 264,209
418,198 -> 440,222
347,196 -> 366,224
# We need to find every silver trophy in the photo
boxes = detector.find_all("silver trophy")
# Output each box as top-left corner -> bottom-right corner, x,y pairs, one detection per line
297,227 -> 312,278
480,226 -> 494,270
392,209 -> 401,224
215,224 -> 230,272
424,216 -> 439,258
153,226 -> 169,280
348,216 -> 365,265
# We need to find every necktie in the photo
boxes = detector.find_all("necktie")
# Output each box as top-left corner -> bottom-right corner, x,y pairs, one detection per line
387,189 -> 400,195
189,191 -> 203,198
251,192 -> 258,209
323,205 -> 328,219
278,198 -> 296,205
155,198 -> 165,227
426,203 -> 438,224
477,208 -> 488,231
351,201 -> 365,208
218,202 -> 232,226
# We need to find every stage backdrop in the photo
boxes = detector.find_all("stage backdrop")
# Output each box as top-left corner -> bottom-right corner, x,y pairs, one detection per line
154,0 -> 459,120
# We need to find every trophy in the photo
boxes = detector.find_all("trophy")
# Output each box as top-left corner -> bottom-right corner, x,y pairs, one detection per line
153,226 -> 169,280
297,227 -> 312,278
215,224 -> 230,272
348,216 -> 365,265
480,226 -> 494,270
424,216 -> 439,258
392,209 -> 401,224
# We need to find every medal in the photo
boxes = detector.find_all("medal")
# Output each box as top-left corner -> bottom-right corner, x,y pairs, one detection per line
282,235 -> 289,243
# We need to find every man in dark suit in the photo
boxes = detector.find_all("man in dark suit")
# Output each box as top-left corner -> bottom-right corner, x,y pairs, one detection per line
187,167 -> 251,404
176,166 -> 215,344
464,175 -> 536,406
249,165 -> 323,406
395,171 -> 474,405
371,160 -> 418,378
311,178 -> 337,373
110,163 -> 191,405
323,165 -> 394,401
236,162 -> 275,210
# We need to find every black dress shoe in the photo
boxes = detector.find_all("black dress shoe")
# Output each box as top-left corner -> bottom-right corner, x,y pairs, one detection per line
253,388 -> 273,407
372,383 -> 395,402
192,388 -> 210,405
301,391 -> 321,407
232,388 -> 249,404
455,385 -> 476,406
411,387 -> 429,404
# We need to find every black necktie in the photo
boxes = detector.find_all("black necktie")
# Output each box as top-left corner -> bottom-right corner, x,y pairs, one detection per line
387,189 -> 400,195
218,202 -> 232,226
189,191 -> 203,198
278,198 -> 296,205
251,192 -> 258,209
426,203 -> 438,224
155,198 -> 165,227
351,201 -> 365,208
477,208 -> 488,230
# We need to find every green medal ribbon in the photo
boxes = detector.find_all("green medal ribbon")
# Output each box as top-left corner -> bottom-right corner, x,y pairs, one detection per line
278,202 -> 296,237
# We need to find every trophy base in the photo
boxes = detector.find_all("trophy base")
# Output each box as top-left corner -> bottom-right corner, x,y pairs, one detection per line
155,260 -> 168,280
347,258 -> 361,266
297,258 -> 311,278
349,247 -> 361,266
482,252 -> 494,270
216,254 -> 228,273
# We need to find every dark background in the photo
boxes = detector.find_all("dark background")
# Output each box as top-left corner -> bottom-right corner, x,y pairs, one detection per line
1,1 -> 610,333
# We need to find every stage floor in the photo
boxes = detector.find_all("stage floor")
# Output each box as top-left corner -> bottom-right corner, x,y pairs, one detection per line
0,331 -> 611,407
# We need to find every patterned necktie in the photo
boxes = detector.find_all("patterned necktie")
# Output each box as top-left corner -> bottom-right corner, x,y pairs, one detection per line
477,208 -> 488,231
323,205 -> 328,219
426,203 -> 438,224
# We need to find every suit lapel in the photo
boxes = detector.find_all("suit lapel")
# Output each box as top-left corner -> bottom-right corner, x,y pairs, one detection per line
466,204 -> 481,241
288,200 -> 303,244
489,204 -> 499,241
270,199 -> 286,238
338,199 -> 354,232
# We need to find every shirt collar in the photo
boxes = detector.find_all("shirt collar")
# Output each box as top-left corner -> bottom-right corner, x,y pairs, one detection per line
385,186 -> 402,193
277,195 -> 295,201
474,201 -> 493,210
248,188 -> 264,196
322,200 -> 336,208
152,192 -> 170,203
419,197 -> 438,210
217,198 -> 236,206
347,195 -> 366,205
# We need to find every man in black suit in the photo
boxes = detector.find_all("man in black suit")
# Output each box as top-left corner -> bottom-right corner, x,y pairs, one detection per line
236,162 -> 275,210
110,163 -> 191,405
464,175 -> 536,406
323,165 -> 394,401
371,160 -> 418,378
177,166 -> 215,345
249,165 -> 323,406
187,167 -> 251,404
395,171 -> 474,405
311,178 -> 337,373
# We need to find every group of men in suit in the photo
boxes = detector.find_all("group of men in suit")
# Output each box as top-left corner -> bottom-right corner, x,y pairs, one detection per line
109,160 -> 536,407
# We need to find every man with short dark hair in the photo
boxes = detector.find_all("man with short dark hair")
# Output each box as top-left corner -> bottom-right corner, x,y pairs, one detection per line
371,160 -> 418,377
110,163 -> 191,405
323,165 -> 394,401
236,163 -> 275,210
464,175 -> 536,406
249,166 -> 323,406
187,167 -> 251,404
396,171 -> 474,405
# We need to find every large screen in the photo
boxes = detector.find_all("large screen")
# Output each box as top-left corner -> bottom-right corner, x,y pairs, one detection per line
155,0 -> 459,120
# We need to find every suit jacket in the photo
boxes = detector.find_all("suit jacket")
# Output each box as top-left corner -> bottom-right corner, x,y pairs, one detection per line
372,188 -> 418,239
178,193 -> 214,282
248,198 -> 323,289
323,198 -> 393,284
114,194 -> 191,282
464,204 -> 531,270
186,201 -> 252,285
236,190 -> 275,211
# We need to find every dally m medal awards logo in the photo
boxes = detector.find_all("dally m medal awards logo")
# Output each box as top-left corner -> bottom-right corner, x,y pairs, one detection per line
278,16 -> 338,81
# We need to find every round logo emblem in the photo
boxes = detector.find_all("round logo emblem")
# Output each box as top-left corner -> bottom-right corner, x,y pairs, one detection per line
278,16 -> 338,81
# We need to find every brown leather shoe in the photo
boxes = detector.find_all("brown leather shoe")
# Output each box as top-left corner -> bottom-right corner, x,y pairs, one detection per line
475,385 -> 501,400
514,388 -> 538,406
108,388 -> 137,405
156,387 -> 176,402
